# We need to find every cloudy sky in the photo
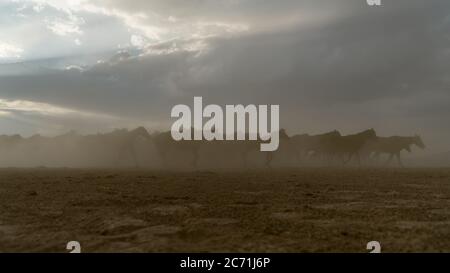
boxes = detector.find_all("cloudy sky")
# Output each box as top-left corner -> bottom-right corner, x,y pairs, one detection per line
0,0 -> 449,154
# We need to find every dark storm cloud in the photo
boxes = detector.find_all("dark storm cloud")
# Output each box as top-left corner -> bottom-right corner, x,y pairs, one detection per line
0,0 -> 449,152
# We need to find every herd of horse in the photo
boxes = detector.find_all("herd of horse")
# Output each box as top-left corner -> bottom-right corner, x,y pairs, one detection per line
289,129 -> 425,167
0,127 -> 425,168
123,127 -> 425,168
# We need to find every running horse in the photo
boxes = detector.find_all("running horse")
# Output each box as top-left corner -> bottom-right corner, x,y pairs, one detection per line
364,135 -> 425,167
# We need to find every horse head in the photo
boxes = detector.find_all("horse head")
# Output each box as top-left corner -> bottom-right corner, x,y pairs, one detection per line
414,134 -> 426,149
279,129 -> 289,139
332,130 -> 342,137
362,128 -> 377,139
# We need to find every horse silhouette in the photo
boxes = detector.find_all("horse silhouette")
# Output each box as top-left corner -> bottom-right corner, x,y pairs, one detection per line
329,129 -> 377,165
364,135 -> 425,167
151,129 -> 202,169
152,129 -> 289,169
114,127 -> 152,167
291,130 -> 342,164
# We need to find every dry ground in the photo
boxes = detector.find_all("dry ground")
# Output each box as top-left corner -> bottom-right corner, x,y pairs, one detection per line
0,168 -> 449,252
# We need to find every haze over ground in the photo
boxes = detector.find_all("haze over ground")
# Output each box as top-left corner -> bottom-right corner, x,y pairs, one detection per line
0,0 -> 449,157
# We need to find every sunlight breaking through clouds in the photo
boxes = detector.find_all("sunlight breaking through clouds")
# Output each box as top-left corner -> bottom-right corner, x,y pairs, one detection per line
0,43 -> 24,59
0,98 -> 111,118
0,110 -> 11,117
0,97 -> 155,135
6,0 -> 250,59
44,13 -> 85,36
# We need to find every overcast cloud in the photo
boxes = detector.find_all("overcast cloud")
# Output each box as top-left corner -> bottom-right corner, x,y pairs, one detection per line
0,0 -> 449,154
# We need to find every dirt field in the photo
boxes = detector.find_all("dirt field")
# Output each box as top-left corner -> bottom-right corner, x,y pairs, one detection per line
0,168 -> 449,253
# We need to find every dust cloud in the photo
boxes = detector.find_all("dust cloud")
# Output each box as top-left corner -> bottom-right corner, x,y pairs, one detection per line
0,127 -> 445,169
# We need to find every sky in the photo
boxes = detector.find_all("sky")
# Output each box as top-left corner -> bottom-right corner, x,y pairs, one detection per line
0,0 -> 449,154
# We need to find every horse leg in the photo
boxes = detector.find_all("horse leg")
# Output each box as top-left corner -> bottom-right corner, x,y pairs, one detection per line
344,153 -> 353,165
265,152 -> 273,168
192,149 -> 199,170
337,153 -> 345,165
158,146 -> 172,169
320,152 -> 327,165
395,152 -> 404,168
131,149 -> 139,168
372,152 -> 380,165
160,152 -> 168,169
356,153 -> 362,167
326,153 -> 332,166
329,153 -> 339,166
116,146 -> 132,167
296,150 -> 302,164
385,153 -> 394,166
115,148 -> 123,167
